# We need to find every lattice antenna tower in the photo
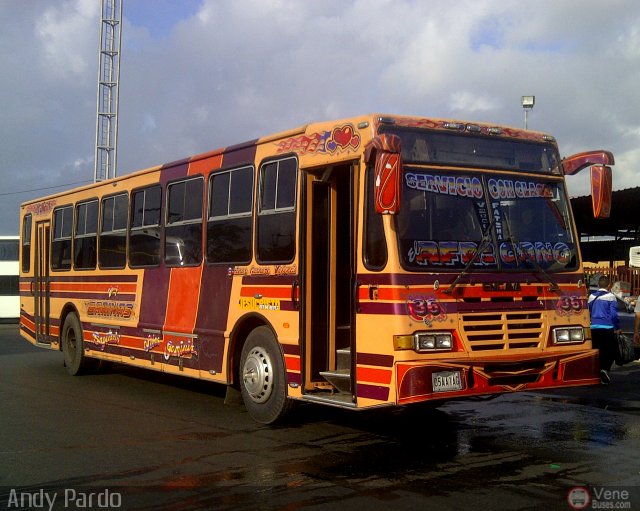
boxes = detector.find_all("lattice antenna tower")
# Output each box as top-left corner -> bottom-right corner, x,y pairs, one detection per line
94,0 -> 123,182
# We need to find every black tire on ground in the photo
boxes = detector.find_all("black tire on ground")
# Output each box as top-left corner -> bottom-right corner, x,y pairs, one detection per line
239,326 -> 294,424
61,313 -> 96,376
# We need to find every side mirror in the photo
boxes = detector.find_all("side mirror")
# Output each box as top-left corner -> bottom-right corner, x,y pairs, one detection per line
364,134 -> 402,215
562,150 -> 614,219
590,165 -> 612,219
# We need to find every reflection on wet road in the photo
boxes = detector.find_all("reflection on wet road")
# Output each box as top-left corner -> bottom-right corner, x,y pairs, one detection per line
2,325 -> 639,510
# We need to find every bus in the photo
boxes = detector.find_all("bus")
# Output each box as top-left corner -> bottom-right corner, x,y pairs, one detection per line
0,236 -> 19,321
19,114 -> 614,423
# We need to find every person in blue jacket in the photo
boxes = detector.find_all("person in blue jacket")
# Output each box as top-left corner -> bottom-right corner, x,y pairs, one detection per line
588,276 -> 620,385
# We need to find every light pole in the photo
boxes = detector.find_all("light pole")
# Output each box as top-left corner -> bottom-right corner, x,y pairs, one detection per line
522,95 -> 535,130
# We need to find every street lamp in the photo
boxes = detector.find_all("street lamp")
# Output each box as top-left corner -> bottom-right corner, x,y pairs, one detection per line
522,95 -> 535,130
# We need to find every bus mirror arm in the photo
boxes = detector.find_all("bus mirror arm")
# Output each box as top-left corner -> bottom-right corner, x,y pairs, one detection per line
561,150 -> 614,176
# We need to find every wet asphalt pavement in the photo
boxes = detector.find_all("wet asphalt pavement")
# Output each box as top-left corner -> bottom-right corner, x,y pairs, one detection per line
1,323 -> 639,511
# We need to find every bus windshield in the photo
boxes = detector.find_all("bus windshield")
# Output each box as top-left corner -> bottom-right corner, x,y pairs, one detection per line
381,127 -> 560,173
395,169 -> 577,272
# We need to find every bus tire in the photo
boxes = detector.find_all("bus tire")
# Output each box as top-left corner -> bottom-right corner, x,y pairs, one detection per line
239,326 -> 293,424
62,313 -> 95,376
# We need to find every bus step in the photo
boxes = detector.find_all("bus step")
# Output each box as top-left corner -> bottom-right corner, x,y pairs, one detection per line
300,392 -> 356,408
336,348 -> 351,370
319,369 -> 351,393
302,392 -> 358,408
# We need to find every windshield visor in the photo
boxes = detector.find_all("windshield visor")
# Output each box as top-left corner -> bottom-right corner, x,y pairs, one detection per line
381,127 -> 559,173
395,170 -> 577,272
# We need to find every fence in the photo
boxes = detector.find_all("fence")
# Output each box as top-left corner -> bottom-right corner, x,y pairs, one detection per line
584,266 -> 640,296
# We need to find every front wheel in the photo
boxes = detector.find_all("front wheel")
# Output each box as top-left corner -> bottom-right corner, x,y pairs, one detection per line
62,313 -> 96,376
239,326 -> 293,424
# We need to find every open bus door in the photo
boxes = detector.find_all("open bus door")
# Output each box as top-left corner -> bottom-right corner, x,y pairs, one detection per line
34,221 -> 51,345
301,163 -> 357,406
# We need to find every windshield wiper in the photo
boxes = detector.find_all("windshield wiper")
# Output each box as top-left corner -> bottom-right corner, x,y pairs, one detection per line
502,214 -> 521,270
502,215 -> 560,293
444,215 -> 497,295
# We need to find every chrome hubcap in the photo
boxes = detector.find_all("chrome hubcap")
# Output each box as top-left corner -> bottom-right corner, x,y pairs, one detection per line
242,347 -> 274,403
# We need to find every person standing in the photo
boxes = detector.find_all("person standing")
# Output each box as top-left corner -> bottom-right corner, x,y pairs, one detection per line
634,297 -> 640,346
588,276 -> 620,385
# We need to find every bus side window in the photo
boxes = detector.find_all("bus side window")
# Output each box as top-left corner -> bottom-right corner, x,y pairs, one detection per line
129,185 -> 162,267
363,166 -> 387,270
51,205 -> 73,271
21,214 -> 32,273
256,157 -> 297,264
207,166 -> 254,264
165,177 -> 203,267
74,200 -> 99,270
100,193 -> 128,269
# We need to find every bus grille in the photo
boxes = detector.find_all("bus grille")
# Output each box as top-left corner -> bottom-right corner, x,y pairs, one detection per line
460,312 -> 543,351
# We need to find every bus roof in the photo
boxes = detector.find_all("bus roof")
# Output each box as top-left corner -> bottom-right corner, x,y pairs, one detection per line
20,113 -> 557,208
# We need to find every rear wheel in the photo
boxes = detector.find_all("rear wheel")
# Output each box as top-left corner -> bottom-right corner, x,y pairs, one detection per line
240,326 -> 293,424
62,313 -> 96,375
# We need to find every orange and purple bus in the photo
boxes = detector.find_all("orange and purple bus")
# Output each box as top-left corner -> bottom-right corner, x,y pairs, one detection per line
19,114 -> 613,423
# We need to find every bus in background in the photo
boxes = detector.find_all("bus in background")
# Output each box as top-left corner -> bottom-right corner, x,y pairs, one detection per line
0,236 -> 19,321
18,114 -> 614,423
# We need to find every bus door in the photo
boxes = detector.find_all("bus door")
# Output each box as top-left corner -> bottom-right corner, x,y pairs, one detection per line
34,221 -> 51,344
301,163 -> 357,401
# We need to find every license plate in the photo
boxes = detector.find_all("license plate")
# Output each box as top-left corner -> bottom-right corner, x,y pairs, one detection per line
432,370 -> 463,392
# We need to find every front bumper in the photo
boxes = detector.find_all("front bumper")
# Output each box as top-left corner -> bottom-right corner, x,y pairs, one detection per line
395,350 -> 600,404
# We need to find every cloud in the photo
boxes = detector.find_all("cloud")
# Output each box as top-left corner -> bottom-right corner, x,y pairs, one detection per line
449,92 -> 500,113
35,0 -> 98,81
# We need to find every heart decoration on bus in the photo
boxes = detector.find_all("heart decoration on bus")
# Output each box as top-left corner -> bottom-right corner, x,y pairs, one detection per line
327,124 -> 361,152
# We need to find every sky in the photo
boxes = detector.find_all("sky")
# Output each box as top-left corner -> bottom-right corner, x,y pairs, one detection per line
1,0 -> 639,235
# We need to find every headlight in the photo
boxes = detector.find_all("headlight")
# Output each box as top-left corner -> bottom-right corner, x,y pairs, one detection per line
393,332 -> 454,352
435,334 -> 452,349
416,333 -> 435,350
415,332 -> 453,352
553,327 -> 585,344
